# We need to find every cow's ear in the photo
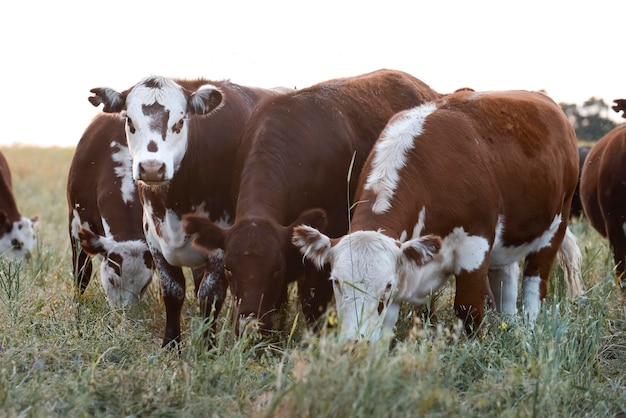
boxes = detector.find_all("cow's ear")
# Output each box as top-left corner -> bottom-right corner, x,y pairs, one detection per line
291,225 -> 335,269
183,214 -> 226,250
613,99 -> 626,118
88,87 -> 128,113
400,234 -> 441,267
78,228 -> 106,256
290,208 -> 328,232
188,85 -> 224,116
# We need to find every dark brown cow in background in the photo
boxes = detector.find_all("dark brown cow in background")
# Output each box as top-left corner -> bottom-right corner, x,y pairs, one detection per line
67,113 -> 154,307
570,145 -> 591,219
183,69 -> 441,335
580,123 -> 626,292
293,90 -> 582,341
0,150 -> 37,260
89,76 -> 286,348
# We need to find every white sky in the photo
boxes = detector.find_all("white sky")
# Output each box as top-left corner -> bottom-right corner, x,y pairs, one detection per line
1,0 -> 624,147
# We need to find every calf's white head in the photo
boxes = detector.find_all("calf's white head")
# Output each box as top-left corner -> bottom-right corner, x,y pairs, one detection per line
78,228 -> 154,307
88,76 -> 224,185
292,226 -> 441,342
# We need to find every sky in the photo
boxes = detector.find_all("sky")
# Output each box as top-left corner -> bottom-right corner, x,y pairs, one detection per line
1,0 -> 624,147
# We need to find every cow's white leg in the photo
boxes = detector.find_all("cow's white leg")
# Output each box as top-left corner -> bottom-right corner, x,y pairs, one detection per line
488,262 -> 519,315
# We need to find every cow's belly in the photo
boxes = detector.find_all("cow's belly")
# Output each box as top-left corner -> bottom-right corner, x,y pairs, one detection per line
143,205 -> 225,268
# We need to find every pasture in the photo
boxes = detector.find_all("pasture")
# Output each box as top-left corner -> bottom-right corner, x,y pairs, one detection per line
0,146 -> 625,417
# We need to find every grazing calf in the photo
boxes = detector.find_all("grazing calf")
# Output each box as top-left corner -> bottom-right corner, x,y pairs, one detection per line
580,124 -> 626,292
0,151 -> 37,260
89,76 -> 286,347
67,113 -> 153,307
183,69 -> 441,335
570,146 -> 591,219
293,90 -> 581,341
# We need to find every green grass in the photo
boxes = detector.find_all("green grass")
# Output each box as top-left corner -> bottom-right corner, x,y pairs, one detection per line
0,146 -> 624,417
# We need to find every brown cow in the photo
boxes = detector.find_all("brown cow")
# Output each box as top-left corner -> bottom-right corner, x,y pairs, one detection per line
580,123 -> 626,291
67,113 -> 154,307
183,69 -> 441,335
292,90 -> 582,341
88,76 -> 286,348
0,150 -> 37,260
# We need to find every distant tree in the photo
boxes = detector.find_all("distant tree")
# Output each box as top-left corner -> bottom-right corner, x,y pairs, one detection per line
560,97 -> 617,142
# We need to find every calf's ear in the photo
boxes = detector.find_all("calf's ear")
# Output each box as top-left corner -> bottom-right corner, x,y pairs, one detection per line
291,225 -> 334,270
401,234 -> 442,267
188,85 -> 224,116
78,228 -> 106,256
183,214 -> 226,250
88,87 -> 127,113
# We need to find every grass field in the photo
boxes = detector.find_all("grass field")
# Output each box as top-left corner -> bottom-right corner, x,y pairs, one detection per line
0,146 -> 625,417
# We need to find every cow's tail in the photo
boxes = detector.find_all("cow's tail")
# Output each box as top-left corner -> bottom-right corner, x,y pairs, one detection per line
557,227 -> 584,300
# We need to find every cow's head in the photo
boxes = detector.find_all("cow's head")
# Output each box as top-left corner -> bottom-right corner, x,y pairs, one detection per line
88,76 -> 224,185
0,211 -> 37,260
184,209 -> 327,334
78,228 -> 154,307
292,226 -> 441,342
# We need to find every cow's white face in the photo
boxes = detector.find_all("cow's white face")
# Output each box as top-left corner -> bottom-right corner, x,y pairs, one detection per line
292,226 -> 441,342
123,80 -> 190,185
0,216 -> 37,260
89,77 -> 225,186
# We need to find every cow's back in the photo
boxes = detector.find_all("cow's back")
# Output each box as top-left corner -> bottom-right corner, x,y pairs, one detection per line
67,113 -> 142,240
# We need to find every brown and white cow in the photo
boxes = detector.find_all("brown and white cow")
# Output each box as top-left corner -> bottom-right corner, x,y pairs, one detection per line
182,69 -> 441,335
67,113 -> 154,307
292,89 -> 582,341
89,76 -> 286,347
580,123 -> 626,291
0,150 -> 37,260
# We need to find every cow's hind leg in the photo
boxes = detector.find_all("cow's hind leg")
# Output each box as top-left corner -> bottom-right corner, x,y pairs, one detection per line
606,222 -> 626,292
488,262 -> 520,315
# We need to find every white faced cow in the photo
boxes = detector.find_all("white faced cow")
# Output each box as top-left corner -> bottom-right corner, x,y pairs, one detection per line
89,76 -> 286,348
293,90 -> 583,342
183,69 -> 441,336
0,150 -> 37,260
67,113 -> 154,307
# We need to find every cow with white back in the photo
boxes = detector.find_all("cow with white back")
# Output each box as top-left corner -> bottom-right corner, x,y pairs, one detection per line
88,76 -> 287,348
67,113 -> 154,307
292,89 -> 583,341
183,69 -> 441,336
580,122 -> 626,293
0,150 -> 37,260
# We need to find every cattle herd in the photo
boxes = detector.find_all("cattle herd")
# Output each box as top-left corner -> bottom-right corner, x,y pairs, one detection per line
1,68 -> 625,348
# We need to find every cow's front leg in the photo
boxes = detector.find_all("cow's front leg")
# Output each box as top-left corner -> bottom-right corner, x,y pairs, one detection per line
152,250 -> 186,349
192,250 -> 228,346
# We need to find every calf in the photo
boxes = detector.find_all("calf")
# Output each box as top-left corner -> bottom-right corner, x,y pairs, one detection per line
580,123 -> 626,291
67,113 -> 153,307
0,151 -> 37,260
293,90 -> 582,341
89,76 -> 286,347
183,69 -> 441,335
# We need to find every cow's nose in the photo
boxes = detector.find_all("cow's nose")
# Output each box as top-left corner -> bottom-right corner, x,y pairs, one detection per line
11,239 -> 22,250
138,160 -> 166,183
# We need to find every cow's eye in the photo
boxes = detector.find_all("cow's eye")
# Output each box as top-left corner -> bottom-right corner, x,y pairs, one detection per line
172,118 -> 184,133
127,117 -> 136,134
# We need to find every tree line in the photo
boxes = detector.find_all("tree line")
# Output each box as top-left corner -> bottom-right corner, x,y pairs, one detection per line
559,96 -> 624,142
